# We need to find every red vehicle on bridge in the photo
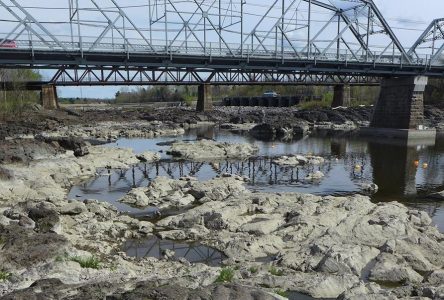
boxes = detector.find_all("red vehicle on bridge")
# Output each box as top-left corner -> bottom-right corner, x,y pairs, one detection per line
0,39 -> 17,48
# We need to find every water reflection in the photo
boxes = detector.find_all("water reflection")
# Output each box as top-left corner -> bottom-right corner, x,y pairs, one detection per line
69,128 -> 444,232
367,137 -> 444,231
369,141 -> 420,197
288,291 -> 332,300
122,236 -> 226,266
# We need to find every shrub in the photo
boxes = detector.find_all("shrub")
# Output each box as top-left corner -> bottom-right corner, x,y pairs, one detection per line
0,271 -> 11,282
214,267 -> 235,283
274,289 -> 289,298
269,266 -> 284,276
69,256 -> 101,269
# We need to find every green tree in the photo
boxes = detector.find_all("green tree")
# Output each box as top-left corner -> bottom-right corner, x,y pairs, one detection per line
0,69 -> 42,119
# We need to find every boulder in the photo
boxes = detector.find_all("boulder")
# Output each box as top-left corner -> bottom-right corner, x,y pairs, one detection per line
59,202 -> 87,215
120,187 -> 150,207
369,253 -> 423,284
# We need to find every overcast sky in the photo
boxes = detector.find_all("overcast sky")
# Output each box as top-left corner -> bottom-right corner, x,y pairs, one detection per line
21,0 -> 444,98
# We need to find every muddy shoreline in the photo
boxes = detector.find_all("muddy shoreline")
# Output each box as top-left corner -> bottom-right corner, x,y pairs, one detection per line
0,106 -> 443,299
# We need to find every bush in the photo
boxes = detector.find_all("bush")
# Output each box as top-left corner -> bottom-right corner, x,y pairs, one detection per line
274,289 -> 289,298
269,266 -> 284,276
69,256 -> 102,269
214,267 -> 235,283
0,271 -> 11,282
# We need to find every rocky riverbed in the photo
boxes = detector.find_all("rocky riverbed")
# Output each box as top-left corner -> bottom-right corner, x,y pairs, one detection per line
0,106 -> 444,299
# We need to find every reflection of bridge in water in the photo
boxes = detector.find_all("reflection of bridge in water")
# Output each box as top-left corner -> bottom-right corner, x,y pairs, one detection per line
72,135 -> 444,230
94,157 -> 337,190
122,237 -> 226,267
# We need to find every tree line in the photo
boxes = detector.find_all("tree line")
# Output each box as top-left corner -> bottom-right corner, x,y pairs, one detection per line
0,69 -> 41,119
113,84 -> 381,107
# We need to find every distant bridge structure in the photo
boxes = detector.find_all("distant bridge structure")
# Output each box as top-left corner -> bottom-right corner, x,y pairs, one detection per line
0,0 -> 443,132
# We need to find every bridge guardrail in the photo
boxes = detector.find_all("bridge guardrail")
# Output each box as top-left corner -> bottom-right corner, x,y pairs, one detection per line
8,38 -> 435,67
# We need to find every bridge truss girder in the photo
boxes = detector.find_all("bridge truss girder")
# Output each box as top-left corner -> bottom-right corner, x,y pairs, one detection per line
0,0 -> 436,67
409,18 -> 444,65
46,66 -> 382,86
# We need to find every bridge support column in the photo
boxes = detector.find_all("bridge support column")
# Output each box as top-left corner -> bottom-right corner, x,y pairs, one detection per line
371,76 -> 426,129
196,84 -> 212,112
40,84 -> 59,110
332,84 -> 350,108
362,76 -> 435,139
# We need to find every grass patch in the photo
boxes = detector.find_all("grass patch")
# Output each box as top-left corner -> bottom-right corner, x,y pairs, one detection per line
298,98 -> 332,110
274,289 -> 289,298
69,256 -> 102,269
214,267 -> 235,283
249,266 -> 258,274
269,266 -> 284,276
0,271 -> 11,282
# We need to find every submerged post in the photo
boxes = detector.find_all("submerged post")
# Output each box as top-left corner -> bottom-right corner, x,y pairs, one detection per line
40,84 -> 59,110
196,84 -> 213,112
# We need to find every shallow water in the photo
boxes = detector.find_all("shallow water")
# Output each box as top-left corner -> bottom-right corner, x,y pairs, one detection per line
287,292 -> 332,300
122,236 -> 227,266
68,126 -> 444,232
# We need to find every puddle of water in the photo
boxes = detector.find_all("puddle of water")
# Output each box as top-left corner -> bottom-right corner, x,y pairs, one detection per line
122,236 -> 227,266
287,291 -> 333,300
68,126 -> 444,232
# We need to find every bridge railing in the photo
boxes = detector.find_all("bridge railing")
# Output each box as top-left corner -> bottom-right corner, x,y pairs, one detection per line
6,36 -> 435,67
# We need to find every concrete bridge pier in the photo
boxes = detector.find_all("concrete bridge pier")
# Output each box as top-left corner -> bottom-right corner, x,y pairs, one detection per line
332,84 -> 351,108
196,84 -> 213,112
40,84 -> 59,109
363,76 -> 435,139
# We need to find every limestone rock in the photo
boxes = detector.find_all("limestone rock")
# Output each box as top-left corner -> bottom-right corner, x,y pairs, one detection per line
120,187 -> 150,207
305,171 -> 325,180
359,183 -> 379,194
369,253 -> 424,284
59,202 -> 87,215
428,190 -> 444,200
136,151 -> 161,162
168,140 -> 259,160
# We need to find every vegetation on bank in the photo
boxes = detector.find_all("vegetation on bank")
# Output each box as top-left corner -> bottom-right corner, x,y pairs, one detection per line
274,289 -> 289,298
426,78 -> 444,104
111,84 -> 380,108
0,69 -> 41,119
3,68 -> 444,112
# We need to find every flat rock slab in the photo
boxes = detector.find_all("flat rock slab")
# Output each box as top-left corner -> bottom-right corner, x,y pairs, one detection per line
0,225 -> 68,269
168,140 -> 259,160
1,279 -> 282,300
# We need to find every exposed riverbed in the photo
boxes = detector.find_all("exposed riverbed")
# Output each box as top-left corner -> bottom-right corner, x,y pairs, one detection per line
1,106 -> 444,299
69,126 -> 444,233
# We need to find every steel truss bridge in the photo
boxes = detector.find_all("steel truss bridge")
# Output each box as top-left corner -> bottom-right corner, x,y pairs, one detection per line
0,0 -> 444,86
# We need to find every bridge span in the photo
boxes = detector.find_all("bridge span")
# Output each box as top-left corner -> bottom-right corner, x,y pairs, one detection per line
0,0 -> 444,133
